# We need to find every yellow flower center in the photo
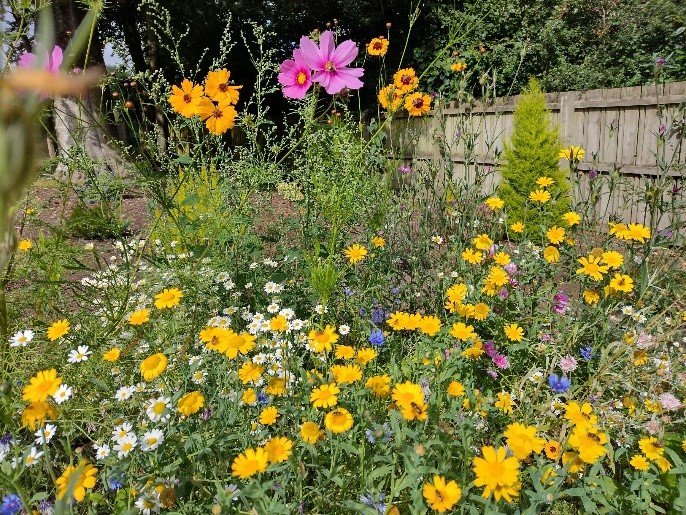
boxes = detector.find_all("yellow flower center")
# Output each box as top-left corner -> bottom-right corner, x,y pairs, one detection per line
325,61 -> 336,72
296,72 -> 307,85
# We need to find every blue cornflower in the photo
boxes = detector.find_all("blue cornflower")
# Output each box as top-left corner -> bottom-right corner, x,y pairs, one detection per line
343,287 -> 354,296
368,330 -> 385,347
580,346 -> 592,361
257,393 -> 270,406
0,494 -> 22,515
548,374 -> 571,393
365,429 -> 376,444
360,492 -> 386,515
359,307 -> 367,317
371,307 -> 386,324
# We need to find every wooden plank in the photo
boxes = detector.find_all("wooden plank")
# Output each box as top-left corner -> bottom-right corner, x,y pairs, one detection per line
621,108 -> 640,166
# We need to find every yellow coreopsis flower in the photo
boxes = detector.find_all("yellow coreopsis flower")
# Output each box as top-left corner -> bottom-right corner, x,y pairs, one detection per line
47,319 -> 70,341
177,391 -> 204,416
344,243 -> 368,264
367,37 -> 389,56
324,407 -> 354,433
423,475 -> 462,512
472,446 -> 521,502
504,422 -> 545,460
495,392 -> 516,414
510,222 -> 525,233
231,447 -> 268,478
563,211 -> 581,227
204,68 -> 242,104
546,226 -> 565,245
503,323 -> 524,342
56,461 -> 97,502
22,369 -> 62,403
140,353 -> 168,381
529,189 -> 551,203
17,239 -> 33,251
168,79 -> 204,117
393,68 -> 419,93
485,197 -> 505,210
405,92 -> 432,117
154,288 -> 183,309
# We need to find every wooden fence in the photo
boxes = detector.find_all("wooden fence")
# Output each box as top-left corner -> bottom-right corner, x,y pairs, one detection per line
389,81 -> 686,231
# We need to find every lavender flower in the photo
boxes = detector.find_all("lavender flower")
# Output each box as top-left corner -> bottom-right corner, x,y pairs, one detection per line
580,346 -> 592,361
371,307 -> 386,324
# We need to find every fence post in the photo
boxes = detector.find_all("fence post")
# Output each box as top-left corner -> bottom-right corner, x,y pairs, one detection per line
559,91 -> 576,144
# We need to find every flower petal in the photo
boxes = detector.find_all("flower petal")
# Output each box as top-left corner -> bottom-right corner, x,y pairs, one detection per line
331,39 -> 358,67
299,35 -> 324,70
318,30 -> 335,61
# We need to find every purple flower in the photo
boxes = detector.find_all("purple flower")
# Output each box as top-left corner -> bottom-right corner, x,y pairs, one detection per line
483,340 -> 497,357
492,354 -> 510,369
19,45 -> 63,73
498,287 -> 509,299
368,329 -> 385,347
299,30 -> 363,95
0,494 -> 22,515
588,169 -> 598,179
659,123 -> 667,136
656,57 -> 667,66
580,346 -> 592,361
398,166 -> 412,174
487,368 -> 498,379
371,307 -> 386,324
503,263 -> 517,274
278,49 -> 313,99
548,374 -> 571,393
553,291 -> 570,315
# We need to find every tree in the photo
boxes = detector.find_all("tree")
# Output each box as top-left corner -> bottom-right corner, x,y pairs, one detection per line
498,79 -> 569,229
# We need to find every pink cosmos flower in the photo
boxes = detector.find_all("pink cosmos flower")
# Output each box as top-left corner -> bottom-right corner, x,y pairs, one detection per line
19,45 -> 63,73
278,49 -> 312,99
298,30 -> 363,94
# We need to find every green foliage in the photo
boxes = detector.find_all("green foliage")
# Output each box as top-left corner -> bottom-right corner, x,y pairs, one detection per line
498,79 -> 569,229
66,202 -> 130,240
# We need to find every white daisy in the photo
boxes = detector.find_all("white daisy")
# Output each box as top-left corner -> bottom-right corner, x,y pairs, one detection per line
24,446 -> 44,467
267,303 -> 280,314
191,370 -> 207,384
314,304 -> 327,315
9,329 -> 35,347
134,493 -> 160,515
223,306 -> 238,315
188,356 -> 203,367
290,319 -> 305,330
264,282 -> 279,294
216,272 -> 230,283
621,305 -> 634,316
114,386 -> 135,401
67,345 -> 92,363
146,397 -> 171,423
52,384 -> 73,404
140,429 -> 165,451
338,324 -> 350,335
93,443 -> 110,460
223,280 -> 235,291
279,308 -> 295,320
34,423 -> 57,445
431,235 -> 444,245
114,434 -> 138,458
112,422 -> 134,442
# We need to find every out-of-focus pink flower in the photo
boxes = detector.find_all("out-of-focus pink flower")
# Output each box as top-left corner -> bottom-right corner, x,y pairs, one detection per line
278,49 -> 312,99
492,354 -> 510,369
19,45 -> 63,73
299,30 -> 363,94
559,354 -> 578,373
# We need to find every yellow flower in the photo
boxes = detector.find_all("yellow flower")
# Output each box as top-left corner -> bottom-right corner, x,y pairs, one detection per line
310,383 -> 340,408
656,456 -> 672,472
418,315 -> 442,336
601,250 -> 624,269
544,440 -> 561,460
366,374 -> 391,398
330,364 -> 363,384
510,222 -> 525,233
529,189 -> 551,203
196,96 -> 238,135
543,246 -> 560,263
335,345 -> 355,360
562,451 -> 585,473
177,391 -> 204,416
473,234 -> 494,251
630,454 -> 650,471
504,323 -> 524,342
307,325 -> 339,352
568,426 -> 608,464
259,406 -> 279,425
461,248 -> 484,265
371,235 -> 386,248
47,319 -> 70,341
128,308 -> 150,326
231,447 -> 268,478
378,84 -> 404,111
17,239 -> 33,251
609,273 -> 633,293
140,353 -> 168,381
56,461 -> 97,502
563,211 -> 581,227
241,388 -> 257,405
367,37 -> 389,56
576,255 -> 608,281
356,348 -> 377,365
493,252 -> 511,265
461,340 -> 484,359
343,243 -> 368,264
392,381 -> 425,409
450,62 -> 467,72
204,68 -> 242,104
238,361 -> 264,384
21,402 -> 57,430
633,350 -> 648,366
422,475 -> 461,512
536,176 -> 554,187
393,68 -> 419,93
405,92 -> 432,117
269,315 -> 288,332
583,289 -> 600,305
263,436 -> 293,463
473,303 -> 490,321
495,392 -> 516,414
22,369 -> 62,403
447,381 -> 465,397
564,402 -> 597,430
300,421 -> 323,444
102,348 -> 121,362
546,226 -> 565,245
485,197 -> 504,210
449,322 -> 477,341
559,145 -> 585,161
504,423 -> 545,460
638,436 -> 663,461
168,79 -> 204,117
472,446 -> 521,502
324,407 -> 354,433
154,288 -> 183,309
